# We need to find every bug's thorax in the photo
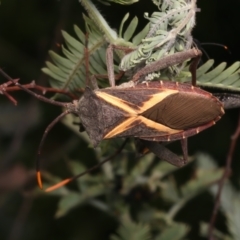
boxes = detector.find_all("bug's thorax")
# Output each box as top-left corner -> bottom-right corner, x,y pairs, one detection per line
78,87 -> 105,147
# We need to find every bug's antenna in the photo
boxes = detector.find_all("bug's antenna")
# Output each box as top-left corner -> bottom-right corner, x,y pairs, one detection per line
200,42 -> 230,53
44,139 -> 128,192
0,68 -> 68,108
200,43 -> 231,62
193,39 -> 231,60
36,110 -> 71,189
0,68 -> 77,189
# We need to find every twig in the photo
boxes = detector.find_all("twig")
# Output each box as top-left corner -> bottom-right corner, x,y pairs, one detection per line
2,91 -> 18,105
208,110 -> 240,240
0,79 -> 19,105
5,81 -> 81,99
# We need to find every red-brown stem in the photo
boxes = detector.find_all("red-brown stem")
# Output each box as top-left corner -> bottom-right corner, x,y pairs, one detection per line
5,83 -> 81,99
3,91 -> 18,105
208,110 -> 240,240
0,79 -> 20,105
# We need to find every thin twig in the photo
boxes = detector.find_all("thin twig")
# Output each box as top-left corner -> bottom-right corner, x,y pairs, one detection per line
5,82 -> 81,99
0,79 -> 19,105
208,110 -> 240,240
2,91 -> 18,105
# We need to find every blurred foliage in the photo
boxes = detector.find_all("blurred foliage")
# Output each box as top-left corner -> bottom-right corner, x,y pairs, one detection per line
1,1 -> 240,240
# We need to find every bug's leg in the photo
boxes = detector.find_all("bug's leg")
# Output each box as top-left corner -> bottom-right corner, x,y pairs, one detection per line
36,110 -> 71,189
180,138 -> 188,164
84,33 -> 100,90
89,45 -> 124,88
132,48 -> 202,82
189,49 -> 202,86
92,72 -> 125,86
44,139 -> 128,192
140,140 -> 185,167
106,44 -> 133,87
106,44 -> 116,87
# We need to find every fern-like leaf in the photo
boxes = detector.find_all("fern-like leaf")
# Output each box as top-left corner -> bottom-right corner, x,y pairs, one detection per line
42,16 -> 110,94
197,61 -> 240,91
179,60 -> 240,92
110,216 -> 151,240
154,223 -> 189,240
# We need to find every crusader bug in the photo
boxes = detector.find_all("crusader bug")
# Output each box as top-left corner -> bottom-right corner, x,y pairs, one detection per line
0,47 -> 225,192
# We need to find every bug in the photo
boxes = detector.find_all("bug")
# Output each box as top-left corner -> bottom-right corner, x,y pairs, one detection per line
0,47 -> 225,191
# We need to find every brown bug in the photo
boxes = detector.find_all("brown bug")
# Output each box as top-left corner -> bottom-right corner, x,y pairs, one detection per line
0,47 -> 225,192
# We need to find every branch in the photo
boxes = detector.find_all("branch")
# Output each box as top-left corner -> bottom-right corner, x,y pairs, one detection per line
208,110 -> 240,240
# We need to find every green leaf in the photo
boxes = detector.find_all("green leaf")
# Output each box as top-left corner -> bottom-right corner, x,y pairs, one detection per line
196,61 -> 240,92
154,223 -> 189,240
119,13 -> 130,38
110,215 -> 151,240
132,23 -> 149,45
55,192 -> 82,218
120,2 -> 197,72
62,30 -> 84,55
42,18 -> 111,94
196,60 -> 215,77
164,154 -> 224,219
123,16 -> 138,41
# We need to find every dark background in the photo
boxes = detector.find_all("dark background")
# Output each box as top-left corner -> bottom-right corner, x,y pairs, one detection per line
0,0 -> 240,240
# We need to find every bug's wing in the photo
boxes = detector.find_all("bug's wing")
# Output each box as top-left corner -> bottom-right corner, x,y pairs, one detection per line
142,92 -> 223,129
97,87 -> 182,140
84,81 -> 224,144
